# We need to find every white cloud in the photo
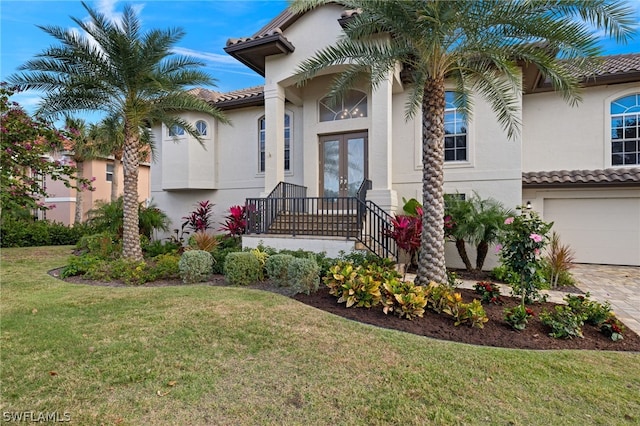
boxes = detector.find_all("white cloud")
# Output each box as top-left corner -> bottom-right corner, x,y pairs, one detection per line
171,47 -> 239,66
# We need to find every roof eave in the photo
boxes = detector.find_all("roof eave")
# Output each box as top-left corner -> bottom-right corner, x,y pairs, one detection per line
224,34 -> 295,77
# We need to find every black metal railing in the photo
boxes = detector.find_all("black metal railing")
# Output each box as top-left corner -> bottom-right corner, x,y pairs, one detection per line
245,181 -> 397,261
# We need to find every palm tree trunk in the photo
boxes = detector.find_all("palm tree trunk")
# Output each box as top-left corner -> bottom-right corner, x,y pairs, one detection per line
121,123 -> 143,261
74,161 -> 84,224
456,238 -> 474,272
476,241 -> 489,271
111,156 -> 120,202
416,77 -> 447,285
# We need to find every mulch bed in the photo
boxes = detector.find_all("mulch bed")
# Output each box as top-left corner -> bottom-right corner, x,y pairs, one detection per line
53,269 -> 640,351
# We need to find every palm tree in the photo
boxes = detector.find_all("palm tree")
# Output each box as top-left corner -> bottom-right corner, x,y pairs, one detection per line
9,2 -> 228,260
291,0 -> 634,284
63,115 -> 97,224
90,114 -> 151,203
89,115 -> 124,203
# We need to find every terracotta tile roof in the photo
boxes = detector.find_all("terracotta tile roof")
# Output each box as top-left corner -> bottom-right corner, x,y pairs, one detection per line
523,168 -> 640,186
226,7 -> 296,48
190,86 -> 264,109
566,53 -> 640,79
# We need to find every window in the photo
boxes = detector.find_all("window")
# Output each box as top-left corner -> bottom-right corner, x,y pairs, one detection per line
444,91 -> 467,162
195,120 -> 208,136
106,163 -> 114,182
611,94 -> 639,166
259,113 -> 291,173
319,90 -> 367,122
168,124 -> 184,136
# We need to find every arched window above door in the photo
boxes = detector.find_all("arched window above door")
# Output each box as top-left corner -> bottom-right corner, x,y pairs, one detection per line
319,90 -> 368,122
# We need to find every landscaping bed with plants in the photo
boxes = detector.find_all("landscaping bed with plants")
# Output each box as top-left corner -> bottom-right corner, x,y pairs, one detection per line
56,270 -> 640,352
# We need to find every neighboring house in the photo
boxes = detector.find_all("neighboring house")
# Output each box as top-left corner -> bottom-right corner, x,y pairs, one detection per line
151,4 -> 639,267
40,152 -> 151,225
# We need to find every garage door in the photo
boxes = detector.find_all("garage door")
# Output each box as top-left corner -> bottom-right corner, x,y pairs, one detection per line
544,198 -> 640,266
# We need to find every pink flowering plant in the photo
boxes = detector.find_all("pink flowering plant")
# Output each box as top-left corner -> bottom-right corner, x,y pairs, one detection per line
498,208 -> 552,306
1,84 -> 93,214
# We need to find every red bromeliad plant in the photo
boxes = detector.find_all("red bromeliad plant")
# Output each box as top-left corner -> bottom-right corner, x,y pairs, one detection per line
220,204 -> 251,238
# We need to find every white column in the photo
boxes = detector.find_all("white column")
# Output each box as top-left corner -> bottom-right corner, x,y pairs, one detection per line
367,71 -> 398,213
263,84 -> 285,195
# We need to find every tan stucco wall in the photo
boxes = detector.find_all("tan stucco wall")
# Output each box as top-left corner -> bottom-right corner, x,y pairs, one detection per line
522,82 -> 640,171
43,157 -> 150,225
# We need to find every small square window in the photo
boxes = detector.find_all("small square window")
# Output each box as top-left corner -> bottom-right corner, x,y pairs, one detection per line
106,163 -> 114,182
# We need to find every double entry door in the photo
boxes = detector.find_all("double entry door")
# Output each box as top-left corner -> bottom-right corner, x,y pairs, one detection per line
320,132 -> 368,198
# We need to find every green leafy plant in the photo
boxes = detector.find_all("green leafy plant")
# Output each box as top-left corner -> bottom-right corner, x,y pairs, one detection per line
424,281 -> 455,314
87,198 -> 170,239
545,231 -> 576,288
323,261 -> 384,308
458,299 -> 489,329
223,251 -> 261,286
265,254 -> 296,287
147,253 -> 180,281
179,250 -> 213,284
498,209 -> 552,305
287,257 -> 320,295
473,281 -> 502,304
504,304 -> 535,331
600,315 -> 625,341
540,305 -> 584,339
381,279 -> 427,320
60,254 -> 104,278
564,293 -> 611,326
76,232 -> 121,259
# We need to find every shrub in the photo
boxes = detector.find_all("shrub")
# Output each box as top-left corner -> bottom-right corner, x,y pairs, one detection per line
600,315 -> 625,341
540,305 -> 584,339
474,281 -> 502,304
0,217 -> 91,248
287,257 -> 320,295
381,279 -> 427,320
504,304 -> 535,331
87,197 -> 170,238
564,293 -> 611,326
265,254 -> 295,287
179,250 -> 213,284
424,281 -> 454,314
223,252 -> 261,286
498,209 -> 552,305
211,236 -> 242,274
76,232 -> 121,259
323,261 -> 383,308
148,253 -> 180,281
189,231 -> 218,253
457,299 -> 489,328
490,265 -> 519,284
143,239 -> 181,257
60,254 -> 104,278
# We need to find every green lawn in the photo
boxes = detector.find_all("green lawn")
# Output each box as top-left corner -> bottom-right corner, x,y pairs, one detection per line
1,246 -> 639,425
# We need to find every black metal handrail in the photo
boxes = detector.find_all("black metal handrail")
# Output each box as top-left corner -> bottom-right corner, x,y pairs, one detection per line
245,180 -> 397,261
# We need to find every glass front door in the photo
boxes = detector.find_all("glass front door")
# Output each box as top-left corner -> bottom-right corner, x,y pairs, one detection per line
320,132 -> 368,198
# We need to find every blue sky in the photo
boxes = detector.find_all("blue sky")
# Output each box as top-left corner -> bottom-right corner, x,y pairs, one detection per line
1,0 -> 639,120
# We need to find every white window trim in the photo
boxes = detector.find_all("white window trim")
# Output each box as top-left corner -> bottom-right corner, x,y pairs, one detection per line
195,120 -> 209,138
166,123 -> 185,138
257,110 -> 294,176
604,87 -> 640,168
414,92 -> 474,170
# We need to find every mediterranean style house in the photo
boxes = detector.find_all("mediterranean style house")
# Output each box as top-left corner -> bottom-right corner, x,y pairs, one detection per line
151,4 -> 640,267
40,152 -> 150,225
